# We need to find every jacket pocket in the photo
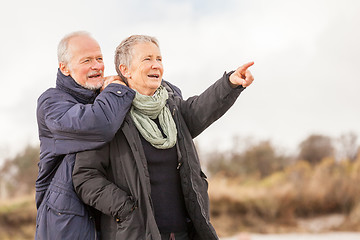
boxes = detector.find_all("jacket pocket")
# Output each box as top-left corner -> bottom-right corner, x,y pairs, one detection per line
116,204 -> 145,240
116,197 -> 137,222
45,189 -> 85,216
36,190 -> 95,240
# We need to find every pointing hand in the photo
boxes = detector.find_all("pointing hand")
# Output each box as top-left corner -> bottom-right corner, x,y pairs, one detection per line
229,62 -> 254,88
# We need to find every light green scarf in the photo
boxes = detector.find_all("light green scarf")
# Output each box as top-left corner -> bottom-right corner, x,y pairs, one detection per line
130,85 -> 177,149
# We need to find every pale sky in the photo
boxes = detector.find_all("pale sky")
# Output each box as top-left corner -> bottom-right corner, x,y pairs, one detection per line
1,0 -> 360,163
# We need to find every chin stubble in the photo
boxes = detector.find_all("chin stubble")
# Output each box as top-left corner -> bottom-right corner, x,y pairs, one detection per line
84,79 -> 104,91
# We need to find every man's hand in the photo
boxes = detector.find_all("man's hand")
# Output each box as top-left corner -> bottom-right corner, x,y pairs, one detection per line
101,75 -> 127,91
229,62 -> 254,88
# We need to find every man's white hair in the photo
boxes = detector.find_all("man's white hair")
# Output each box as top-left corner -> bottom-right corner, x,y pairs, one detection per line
57,31 -> 92,65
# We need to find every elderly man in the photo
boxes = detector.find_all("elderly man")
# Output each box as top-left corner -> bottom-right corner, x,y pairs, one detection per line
73,35 -> 254,240
35,31 -> 135,239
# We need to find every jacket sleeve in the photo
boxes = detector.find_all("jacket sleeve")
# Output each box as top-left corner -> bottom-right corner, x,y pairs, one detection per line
37,83 -> 135,154
177,71 -> 245,138
73,146 -> 135,220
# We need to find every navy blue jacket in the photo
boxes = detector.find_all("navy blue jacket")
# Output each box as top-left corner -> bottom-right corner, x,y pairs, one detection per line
35,69 -> 135,239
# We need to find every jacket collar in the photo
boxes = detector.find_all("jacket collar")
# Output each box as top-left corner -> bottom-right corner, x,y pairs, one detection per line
56,68 -> 99,104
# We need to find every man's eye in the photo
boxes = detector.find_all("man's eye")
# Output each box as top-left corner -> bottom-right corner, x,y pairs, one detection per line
97,58 -> 103,62
83,59 -> 90,63
157,58 -> 162,62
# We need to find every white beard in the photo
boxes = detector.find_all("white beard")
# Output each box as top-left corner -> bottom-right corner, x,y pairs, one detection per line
83,79 -> 104,91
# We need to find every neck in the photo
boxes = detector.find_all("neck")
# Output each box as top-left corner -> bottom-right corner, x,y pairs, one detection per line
138,89 -> 156,96
130,84 -> 156,96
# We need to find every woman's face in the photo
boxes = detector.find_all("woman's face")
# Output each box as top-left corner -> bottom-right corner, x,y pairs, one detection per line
126,42 -> 164,96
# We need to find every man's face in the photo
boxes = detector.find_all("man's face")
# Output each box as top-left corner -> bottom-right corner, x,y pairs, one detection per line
62,35 -> 105,90
126,42 -> 163,96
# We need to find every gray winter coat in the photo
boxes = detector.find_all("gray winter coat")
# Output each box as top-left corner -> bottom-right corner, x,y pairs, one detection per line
73,72 -> 244,240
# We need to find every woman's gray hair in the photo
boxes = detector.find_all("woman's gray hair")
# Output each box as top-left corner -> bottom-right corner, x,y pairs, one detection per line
57,31 -> 92,65
114,35 -> 160,78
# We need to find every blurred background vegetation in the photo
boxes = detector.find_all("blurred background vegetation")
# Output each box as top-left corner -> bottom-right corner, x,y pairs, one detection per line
0,132 -> 359,239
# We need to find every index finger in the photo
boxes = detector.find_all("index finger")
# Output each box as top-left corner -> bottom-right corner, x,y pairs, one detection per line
238,61 -> 254,74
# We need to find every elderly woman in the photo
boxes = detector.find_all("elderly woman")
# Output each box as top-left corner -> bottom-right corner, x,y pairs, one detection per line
73,35 -> 254,240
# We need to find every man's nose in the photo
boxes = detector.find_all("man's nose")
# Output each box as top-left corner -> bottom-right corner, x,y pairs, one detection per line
92,60 -> 104,70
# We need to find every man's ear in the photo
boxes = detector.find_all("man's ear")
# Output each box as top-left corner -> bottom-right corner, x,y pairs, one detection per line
119,64 -> 131,79
59,62 -> 70,76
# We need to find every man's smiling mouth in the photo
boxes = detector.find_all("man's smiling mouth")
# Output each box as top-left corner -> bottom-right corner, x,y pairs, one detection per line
89,74 -> 101,78
88,70 -> 103,79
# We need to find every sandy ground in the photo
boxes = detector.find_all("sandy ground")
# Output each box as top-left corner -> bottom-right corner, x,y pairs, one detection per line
222,232 -> 360,240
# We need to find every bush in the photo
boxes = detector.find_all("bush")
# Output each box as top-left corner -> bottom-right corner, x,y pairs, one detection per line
206,140 -> 291,178
0,145 -> 39,198
209,156 -> 360,234
298,134 -> 334,164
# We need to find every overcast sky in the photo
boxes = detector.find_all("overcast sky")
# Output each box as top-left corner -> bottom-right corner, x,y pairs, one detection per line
1,0 -> 359,163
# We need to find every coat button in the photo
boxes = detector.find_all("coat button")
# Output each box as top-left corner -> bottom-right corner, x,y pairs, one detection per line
117,91 -> 122,94
116,218 -> 120,222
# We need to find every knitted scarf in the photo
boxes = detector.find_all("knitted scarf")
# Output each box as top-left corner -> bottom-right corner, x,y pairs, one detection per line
130,86 -> 177,149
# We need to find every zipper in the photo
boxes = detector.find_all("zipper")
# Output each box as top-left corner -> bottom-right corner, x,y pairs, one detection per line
172,106 -> 183,170
90,215 -> 97,240
177,162 -> 182,170
174,106 -> 217,239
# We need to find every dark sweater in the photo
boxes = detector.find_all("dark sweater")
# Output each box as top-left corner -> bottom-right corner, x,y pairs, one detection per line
139,118 -> 188,233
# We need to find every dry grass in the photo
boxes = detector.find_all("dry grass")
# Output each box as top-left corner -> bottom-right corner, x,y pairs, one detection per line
0,194 -> 36,240
1,157 -> 360,239
209,157 -> 360,236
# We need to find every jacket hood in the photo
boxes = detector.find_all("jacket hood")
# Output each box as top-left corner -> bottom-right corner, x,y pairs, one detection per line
56,68 -> 99,104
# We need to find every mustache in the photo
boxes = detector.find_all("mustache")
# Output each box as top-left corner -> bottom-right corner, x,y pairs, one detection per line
87,70 -> 103,78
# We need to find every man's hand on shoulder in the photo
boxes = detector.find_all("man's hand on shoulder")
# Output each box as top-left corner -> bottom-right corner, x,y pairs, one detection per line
229,62 -> 255,88
101,76 -> 127,91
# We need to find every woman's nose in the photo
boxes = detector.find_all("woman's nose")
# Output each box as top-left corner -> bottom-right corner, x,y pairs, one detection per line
152,60 -> 162,69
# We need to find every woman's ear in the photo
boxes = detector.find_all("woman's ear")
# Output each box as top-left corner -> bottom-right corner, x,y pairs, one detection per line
59,62 -> 70,76
119,64 -> 131,79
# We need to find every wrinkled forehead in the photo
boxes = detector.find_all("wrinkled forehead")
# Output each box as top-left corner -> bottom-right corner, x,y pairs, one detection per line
68,36 -> 102,60
131,42 -> 161,59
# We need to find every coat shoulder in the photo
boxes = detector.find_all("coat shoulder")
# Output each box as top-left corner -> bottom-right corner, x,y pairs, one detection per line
162,80 -> 182,98
37,88 -> 77,107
